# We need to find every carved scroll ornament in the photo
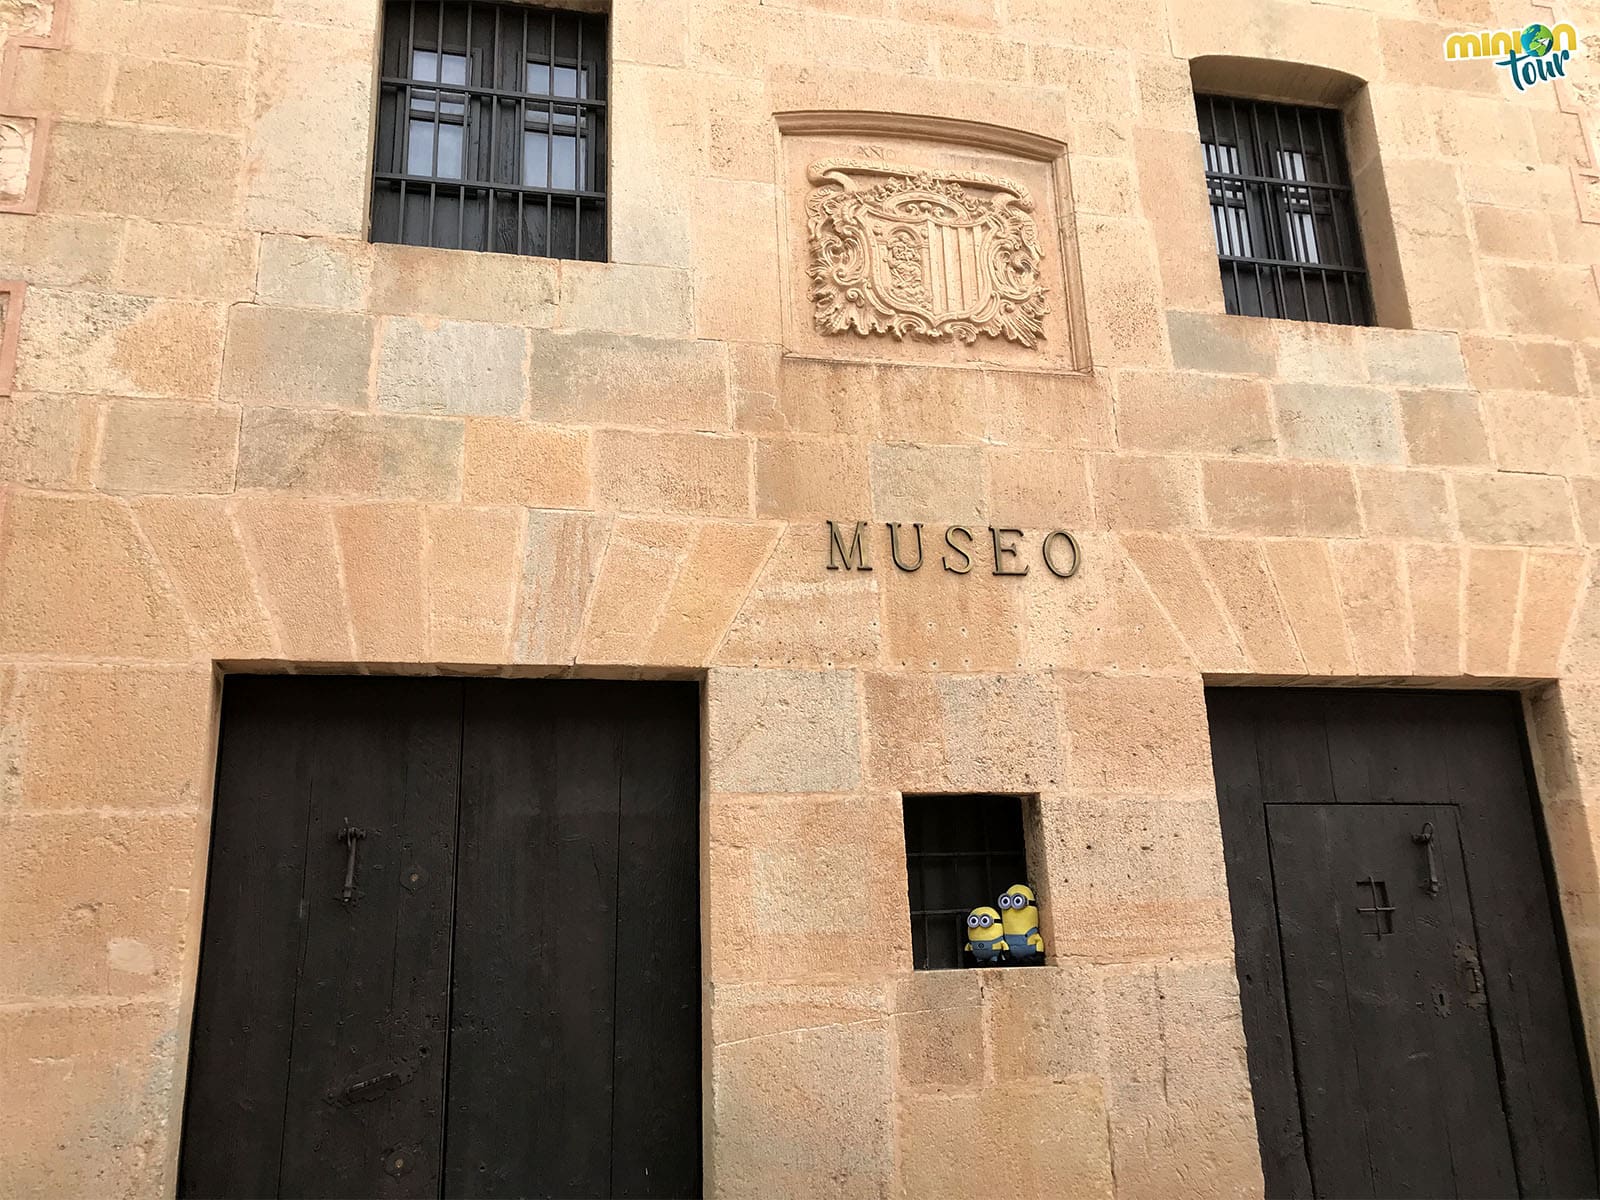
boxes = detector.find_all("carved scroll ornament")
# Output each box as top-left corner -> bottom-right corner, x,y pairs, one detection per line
805,159 -> 1050,347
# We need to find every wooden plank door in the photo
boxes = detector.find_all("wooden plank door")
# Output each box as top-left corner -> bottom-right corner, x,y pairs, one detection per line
179,677 -> 465,1199
1267,804 -> 1516,1197
444,680 -> 701,1200
1209,688 -> 1599,1200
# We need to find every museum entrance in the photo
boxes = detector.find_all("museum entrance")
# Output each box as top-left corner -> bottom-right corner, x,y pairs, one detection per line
1208,688 -> 1598,1199
178,677 -> 701,1200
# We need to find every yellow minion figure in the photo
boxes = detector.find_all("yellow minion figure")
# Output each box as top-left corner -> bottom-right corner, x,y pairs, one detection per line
964,906 -> 1006,963
998,883 -> 1044,962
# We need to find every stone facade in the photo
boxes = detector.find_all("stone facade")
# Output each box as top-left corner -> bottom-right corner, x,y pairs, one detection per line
1,0 -> 1599,1196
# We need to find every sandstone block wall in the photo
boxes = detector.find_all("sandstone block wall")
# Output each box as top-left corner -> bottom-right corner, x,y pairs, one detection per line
1,0 -> 1599,1196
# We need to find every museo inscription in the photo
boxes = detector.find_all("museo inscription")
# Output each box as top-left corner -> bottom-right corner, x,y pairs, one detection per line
826,521 -> 1081,579
805,160 -> 1050,346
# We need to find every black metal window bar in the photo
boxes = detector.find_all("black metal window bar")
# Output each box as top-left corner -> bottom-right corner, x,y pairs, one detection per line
903,794 -> 1031,971
372,0 -> 607,260
1196,94 -> 1372,326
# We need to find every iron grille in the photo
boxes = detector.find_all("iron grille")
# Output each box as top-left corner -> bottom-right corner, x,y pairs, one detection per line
903,795 -> 1031,971
372,0 -> 608,260
1196,94 -> 1372,326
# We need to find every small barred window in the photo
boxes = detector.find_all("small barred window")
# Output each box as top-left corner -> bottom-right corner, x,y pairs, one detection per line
1196,94 -> 1372,326
902,794 -> 1037,971
372,1 -> 607,260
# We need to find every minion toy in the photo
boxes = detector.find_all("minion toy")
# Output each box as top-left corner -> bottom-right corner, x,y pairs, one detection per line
998,884 -> 1044,963
964,906 -> 1006,964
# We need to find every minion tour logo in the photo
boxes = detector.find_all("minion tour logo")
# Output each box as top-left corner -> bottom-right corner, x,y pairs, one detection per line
1443,21 -> 1578,90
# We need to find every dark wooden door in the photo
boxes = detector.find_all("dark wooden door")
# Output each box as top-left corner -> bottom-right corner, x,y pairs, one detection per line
179,677 -> 701,1200
445,681 -> 702,1199
1268,804 -> 1516,1197
1209,689 -> 1598,1199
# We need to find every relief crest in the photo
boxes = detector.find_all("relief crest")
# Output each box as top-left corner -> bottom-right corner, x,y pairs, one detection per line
805,158 -> 1050,347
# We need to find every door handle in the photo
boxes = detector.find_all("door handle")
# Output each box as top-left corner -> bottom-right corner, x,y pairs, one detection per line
338,819 -> 366,904
1413,821 -> 1440,897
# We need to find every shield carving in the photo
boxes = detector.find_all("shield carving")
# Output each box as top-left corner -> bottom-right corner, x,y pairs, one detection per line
805,159 -> 1049,346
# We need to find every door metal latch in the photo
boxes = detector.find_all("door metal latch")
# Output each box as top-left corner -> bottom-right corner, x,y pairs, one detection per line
1413,821 -> 1440,896
338,819 -> 366,904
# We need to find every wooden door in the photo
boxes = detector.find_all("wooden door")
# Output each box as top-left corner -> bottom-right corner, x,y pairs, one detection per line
1209,689 -> 1598,1199
179,677 -> 702,1200
1268,804 -> 1516,1197
179,677 -> 465,1199
445,680 -> 702,1198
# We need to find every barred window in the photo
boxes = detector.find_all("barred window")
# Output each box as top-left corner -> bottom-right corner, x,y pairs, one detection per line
903,794 -> 1036,971
372,1 -> 607,260
1196,94 -> 1372,326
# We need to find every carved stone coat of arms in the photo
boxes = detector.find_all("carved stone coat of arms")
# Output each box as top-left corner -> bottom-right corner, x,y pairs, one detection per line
805,159 -> 1050,346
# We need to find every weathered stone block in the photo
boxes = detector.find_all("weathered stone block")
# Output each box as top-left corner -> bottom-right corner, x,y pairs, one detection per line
707,668 -> 860,793
898,1078 -> 1115,1200
1484,392 -> 1590,477
1203,460 -> 1361,537
133,496 -> 275,656
1091,454 -> 1202,530
334,504 -> 426,663
232,496 -> 353,661
244,20 -> 373,235
1465,546 -> 1522,677
1264,539 -> 1355,675
1061,673 -> 1212,793
1453,472 -> 1577,545
1356,466 -> 1453,540
987,447 -> 1093,528
1462,335 -> 1580,396
17,289 -> 224,400
5,666 -> 212,810
1399,388 -> 1491,466
593,430 -> 750,516
1273,320 -> 1367,384
377,317 -> 526,416
577,518 -> 695,664
116,223 -> 257,302
221,306 -> 374,409
528,330 -> 727,429
1117,372 -> 1276,457
717,523 -> 881,668
1362,328 -> 1468,387
1165,310 -> 1276,375
559,260 -> 693,337
1273,382 -> 1401,464
755,436 -> 870,520
0,495 -> 191,659
0,999 -> 178,1198
1406,544 -> 1464,676
0,393 -> 95,489
110,59 -> 245,133
237,408 -> 462,500
44,122 -> 242,223
1483,261 -> 1600,343
512,509 -> 609,665
711,1015 -> 892,1199
651,521 -> 780,664
1196,537 -> 1303,674
256,235 -> 370,309
1120,534 -> 1247,672
462,419 -> 589,507
983,963 -> 1108,1083
868,443 -> 984,526
423,506 -> 521,664
1,811 -> 200,999
893,972 -> 985,1089
370,244 -> 558,327
96,399 -> 239,495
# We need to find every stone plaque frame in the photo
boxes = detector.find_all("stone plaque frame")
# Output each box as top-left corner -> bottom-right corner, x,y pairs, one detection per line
775,110 -> 1091,373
